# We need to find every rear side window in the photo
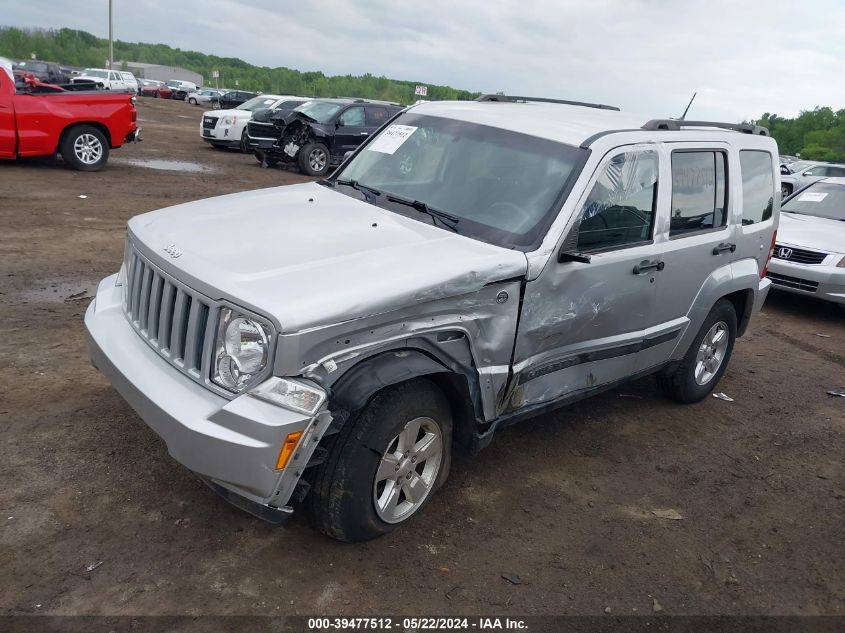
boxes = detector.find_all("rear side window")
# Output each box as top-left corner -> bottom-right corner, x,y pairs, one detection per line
739,151 -> 774,225
827,166 -> 845,177
576,149 -> 658,252
365,106 -> 390,127
670,151 -> 728,236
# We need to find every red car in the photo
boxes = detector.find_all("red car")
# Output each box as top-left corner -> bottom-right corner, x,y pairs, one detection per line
139,79 -> 173,99
1,60 -> 140,171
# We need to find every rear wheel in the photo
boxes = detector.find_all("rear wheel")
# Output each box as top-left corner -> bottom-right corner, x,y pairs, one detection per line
657,299 -> 737,403
188,97 -> 197,105
298,142 -> 330,177
308,379 -> 452,542
60,125 -> 109,171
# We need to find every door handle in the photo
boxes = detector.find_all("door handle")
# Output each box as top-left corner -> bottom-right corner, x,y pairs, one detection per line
359,132 -> 369,136
633,260 -> 664,275
712,242 -> 737,255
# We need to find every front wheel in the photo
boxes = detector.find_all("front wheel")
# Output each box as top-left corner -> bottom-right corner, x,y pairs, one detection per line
781,183 -> 792,199
60,125 -> 109,171
298,142 -> 330,177
657,299 -> 737,403
308,379 -> 452,542
188,97 -> 197,105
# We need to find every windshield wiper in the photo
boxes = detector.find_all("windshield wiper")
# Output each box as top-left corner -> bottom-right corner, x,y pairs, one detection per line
385,195 -> 460,232
336,179 -> 382,204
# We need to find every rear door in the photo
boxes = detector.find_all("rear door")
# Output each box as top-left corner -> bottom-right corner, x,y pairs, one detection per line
734,149 -> 777,277
333,106 -> 367,156
511,146 -> 662,411
637,143 -> 735,371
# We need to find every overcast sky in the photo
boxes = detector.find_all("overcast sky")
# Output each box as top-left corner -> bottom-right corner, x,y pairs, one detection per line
4,0 -> 844,121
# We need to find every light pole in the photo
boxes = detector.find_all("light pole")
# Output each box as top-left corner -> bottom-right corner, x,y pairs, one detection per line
108,0 -> 114,69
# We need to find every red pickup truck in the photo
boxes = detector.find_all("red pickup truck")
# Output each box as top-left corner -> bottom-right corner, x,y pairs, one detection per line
1,61 -> 139,171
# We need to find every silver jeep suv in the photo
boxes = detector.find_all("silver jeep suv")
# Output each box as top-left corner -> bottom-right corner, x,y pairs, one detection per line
85,95 -> 779,541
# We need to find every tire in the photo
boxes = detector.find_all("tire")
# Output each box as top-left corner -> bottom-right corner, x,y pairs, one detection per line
781,183 -> 792,199
60,125 -> 109,171
657,299 -> 737,403
189,98 -> 197,105
309,379 -> 453,542
154,91 -> 160,98
239,129 -> 249,153
298,142 -> 330,177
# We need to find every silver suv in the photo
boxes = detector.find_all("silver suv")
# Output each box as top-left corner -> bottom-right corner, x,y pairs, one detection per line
85,95 -> 779,541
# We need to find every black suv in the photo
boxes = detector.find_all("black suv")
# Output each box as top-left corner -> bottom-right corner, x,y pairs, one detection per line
246,98 -> 310,155
252,98 -> 403,176
214,90 -> 259,110
13,59 -> 69,84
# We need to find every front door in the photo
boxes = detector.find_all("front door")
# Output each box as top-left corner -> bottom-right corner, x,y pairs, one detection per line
510,146 -> 663,412
333,106 -> 367,156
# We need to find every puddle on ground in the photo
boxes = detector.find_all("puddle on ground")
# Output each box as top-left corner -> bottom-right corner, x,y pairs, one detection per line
112,158 -> 214,173
15,279 -> 99,304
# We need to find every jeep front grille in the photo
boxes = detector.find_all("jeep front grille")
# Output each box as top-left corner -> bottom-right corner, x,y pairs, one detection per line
123,246 -> 216,382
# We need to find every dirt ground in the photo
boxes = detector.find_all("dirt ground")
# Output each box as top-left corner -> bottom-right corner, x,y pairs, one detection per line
0,97 -> 843,619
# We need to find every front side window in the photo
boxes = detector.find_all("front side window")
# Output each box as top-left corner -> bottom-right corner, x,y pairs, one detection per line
670,151 -> 728,236
335,113 -> 585,250
575,150 -> 658,252
739,150 -> 775,225
807,165 -> 827,176
339,107 -> 365,127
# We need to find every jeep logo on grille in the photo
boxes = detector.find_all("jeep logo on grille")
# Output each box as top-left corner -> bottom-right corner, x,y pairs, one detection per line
777,247 -> 792,260
164,244 -> 182,258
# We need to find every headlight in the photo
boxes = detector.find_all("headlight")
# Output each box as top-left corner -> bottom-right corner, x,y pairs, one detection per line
221,115 -> 235,125
212,308 -> 270,392
250,377 -> 326,415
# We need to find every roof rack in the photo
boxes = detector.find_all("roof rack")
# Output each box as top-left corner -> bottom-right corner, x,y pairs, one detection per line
642,119 -> 770,136
475,94 -> 620,111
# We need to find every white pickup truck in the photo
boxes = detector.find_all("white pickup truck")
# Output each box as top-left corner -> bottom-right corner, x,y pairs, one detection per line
71,68 -> 136,92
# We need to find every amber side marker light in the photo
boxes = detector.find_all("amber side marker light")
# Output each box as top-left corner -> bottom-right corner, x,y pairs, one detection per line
275,431 -> 303,470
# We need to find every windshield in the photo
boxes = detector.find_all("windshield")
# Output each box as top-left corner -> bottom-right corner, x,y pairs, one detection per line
84,70 -> 109,79
782,182 -> 845,221
236,96 -> 276,111
335,112 -> 586,249
293,101 -> 344,124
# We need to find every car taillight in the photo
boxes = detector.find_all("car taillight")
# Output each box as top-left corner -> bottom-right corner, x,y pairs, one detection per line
761,230 -> 777,278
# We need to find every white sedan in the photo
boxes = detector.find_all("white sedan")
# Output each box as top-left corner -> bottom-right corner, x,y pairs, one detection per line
768,178 -> 845,305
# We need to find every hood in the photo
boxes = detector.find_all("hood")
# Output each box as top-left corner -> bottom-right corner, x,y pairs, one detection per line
778,212 -> 845,254
128,182 -> 528,333
203,108 -> 253,119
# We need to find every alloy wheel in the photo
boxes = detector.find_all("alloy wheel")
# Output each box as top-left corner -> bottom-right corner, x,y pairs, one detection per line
695,321 -> 729,385
373,416 -> 443,524
73,134 -> 104,165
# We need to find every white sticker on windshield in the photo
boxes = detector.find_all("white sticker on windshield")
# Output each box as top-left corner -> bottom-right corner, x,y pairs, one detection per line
797,192 -> 828,202
367,125 -> 417,154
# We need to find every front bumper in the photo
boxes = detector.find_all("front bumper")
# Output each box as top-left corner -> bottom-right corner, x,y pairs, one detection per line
85,274 -> 328,521
200,120 -> 246,147
768,258 -> 845,305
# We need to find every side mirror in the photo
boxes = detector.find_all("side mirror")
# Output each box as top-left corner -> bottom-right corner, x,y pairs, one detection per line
802,171 -> 813,177
558,250 -> 591,264
335,120 -> 344,128
343,151 -> 353,162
